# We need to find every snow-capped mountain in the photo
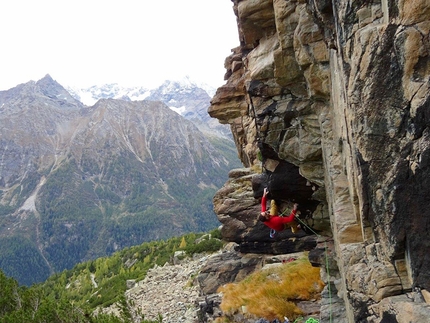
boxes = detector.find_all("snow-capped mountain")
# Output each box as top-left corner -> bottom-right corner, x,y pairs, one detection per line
66,83 -> 150,106
67,77 -> 231,139
66,77 -> 216,107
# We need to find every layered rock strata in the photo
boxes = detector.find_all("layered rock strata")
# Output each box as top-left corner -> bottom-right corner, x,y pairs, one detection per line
209,0 -> 430,322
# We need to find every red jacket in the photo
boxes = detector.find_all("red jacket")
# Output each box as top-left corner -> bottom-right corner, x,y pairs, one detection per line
261,195 -> 296,231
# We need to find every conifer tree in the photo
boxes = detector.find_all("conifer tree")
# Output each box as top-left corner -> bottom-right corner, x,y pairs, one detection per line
179,237 -> 187,249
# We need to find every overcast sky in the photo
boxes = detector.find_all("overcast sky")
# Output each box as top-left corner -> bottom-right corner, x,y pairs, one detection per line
0,0 -> 239,90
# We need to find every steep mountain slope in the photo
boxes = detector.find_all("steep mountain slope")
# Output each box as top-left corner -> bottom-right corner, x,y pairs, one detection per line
0,75 -> 239,285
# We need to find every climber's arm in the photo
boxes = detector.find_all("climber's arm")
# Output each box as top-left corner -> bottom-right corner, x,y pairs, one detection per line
261,188 -> 269,213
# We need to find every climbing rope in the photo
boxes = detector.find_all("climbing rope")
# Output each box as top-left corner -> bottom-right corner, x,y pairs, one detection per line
266,206 -> 333,322
278,206 -> 292,217
249,85 -> 331,322
305,318 -> 320,323
248,91 -> 268,176
247,91 -> 261,143
293,216 -> 333,323
245,60 -> 328,323
291,316 -> 320,323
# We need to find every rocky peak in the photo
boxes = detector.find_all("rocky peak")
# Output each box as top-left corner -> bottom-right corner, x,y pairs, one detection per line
209,0 -> 430,322
35,74 -> 70,99
0,74 -> 83,109
0,76 -> 239,285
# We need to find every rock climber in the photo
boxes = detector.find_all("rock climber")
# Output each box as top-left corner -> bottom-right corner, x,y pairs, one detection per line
259,188 -> 300,237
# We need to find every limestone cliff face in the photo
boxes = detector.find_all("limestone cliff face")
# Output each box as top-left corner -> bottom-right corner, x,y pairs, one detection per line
209,0 -> 430,322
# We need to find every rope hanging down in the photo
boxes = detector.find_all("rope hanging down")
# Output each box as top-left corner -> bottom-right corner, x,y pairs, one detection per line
247,91 -> 268,175
247,91 -> 261,143
293,216 -> 333,323
247,83 -> 330,323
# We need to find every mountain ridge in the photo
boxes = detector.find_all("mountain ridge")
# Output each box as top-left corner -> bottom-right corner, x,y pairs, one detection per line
0,74 -> 241,285
66,76 -> 232,140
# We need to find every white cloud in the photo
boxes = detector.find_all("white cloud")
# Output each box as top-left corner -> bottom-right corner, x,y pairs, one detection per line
0,0 -> 239,90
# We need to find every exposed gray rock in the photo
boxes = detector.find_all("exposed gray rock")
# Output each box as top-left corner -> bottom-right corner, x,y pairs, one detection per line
198,251 -> 264,294
124,256 -> 207,323
208,0 -> 430,322
0,74 -> 239,285
105,248 -> 320,323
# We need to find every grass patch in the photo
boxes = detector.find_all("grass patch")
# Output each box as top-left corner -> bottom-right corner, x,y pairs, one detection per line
217,256 -> 324,321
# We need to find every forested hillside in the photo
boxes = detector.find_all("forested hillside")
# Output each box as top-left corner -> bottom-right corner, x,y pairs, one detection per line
0,229 -> 224,323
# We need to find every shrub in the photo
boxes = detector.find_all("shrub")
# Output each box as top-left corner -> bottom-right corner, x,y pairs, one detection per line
184,238 -> 224,255
209,227 -> 222,240
217,256 -> 324,321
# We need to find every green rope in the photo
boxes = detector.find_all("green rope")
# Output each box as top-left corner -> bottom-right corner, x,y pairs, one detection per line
292,316 -> 319,323
324,240 -> 333,323
305,318 -> 320,323
279,207 -> 291,216
294,216 -> 318,235
270,205 -> 333,322
293,216 -> 333,323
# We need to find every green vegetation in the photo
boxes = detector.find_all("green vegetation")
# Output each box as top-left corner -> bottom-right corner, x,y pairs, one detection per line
0,152 -> 224,285
0,271 -> 143,323
217,256 -> 324,322
0,204 -> 15,216
0,228 -> 224,323
40,228 -> 224,310
0,237 -> 51,286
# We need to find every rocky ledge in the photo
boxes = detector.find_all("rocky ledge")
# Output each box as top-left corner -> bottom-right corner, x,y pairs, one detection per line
104,244 -> 329,323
